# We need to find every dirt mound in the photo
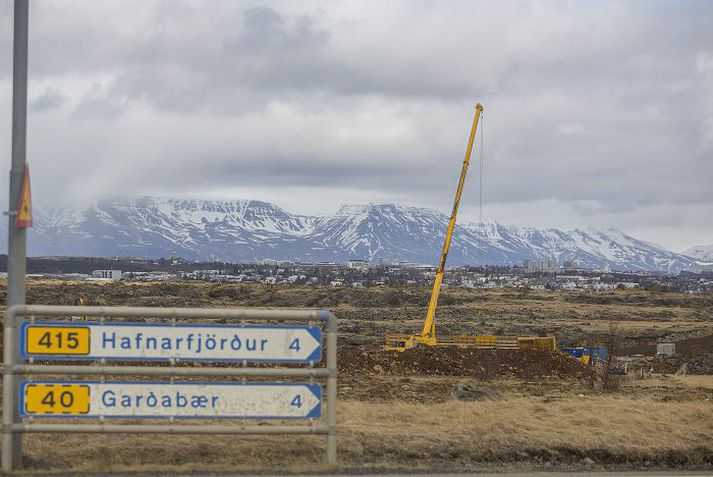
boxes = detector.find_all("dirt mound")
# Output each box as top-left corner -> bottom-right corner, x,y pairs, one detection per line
642,354 -> 713,375
339,346 -> 591,380
676,334 -> 713,355
624,334 -> 713,363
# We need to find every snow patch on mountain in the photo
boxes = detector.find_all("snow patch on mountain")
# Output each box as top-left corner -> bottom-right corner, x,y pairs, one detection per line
683,244 -> 713,262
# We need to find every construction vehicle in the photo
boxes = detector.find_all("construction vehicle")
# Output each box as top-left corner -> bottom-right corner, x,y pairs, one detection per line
561,347 -> 608,366
384,104 -> 483,351
385,104 -> 556,352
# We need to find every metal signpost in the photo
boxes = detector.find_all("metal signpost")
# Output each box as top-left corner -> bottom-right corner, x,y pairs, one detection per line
2,306 -> 338,471
6,0 -> 30,466
3,2 -> 338,471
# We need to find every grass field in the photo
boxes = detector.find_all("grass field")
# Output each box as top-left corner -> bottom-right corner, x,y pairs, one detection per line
4,279 -> 712,344
14,386 -> 713,473
0,280 -> 711,473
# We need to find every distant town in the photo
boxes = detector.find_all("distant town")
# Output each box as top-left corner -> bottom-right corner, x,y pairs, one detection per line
1,255 -> 711,294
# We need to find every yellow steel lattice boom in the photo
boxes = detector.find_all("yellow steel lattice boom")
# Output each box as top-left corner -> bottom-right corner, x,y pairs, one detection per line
385,103 -> 483,351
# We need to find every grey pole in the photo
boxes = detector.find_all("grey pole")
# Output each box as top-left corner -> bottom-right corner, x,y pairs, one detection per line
5,0 -> 30,470
325,310 -> 337,465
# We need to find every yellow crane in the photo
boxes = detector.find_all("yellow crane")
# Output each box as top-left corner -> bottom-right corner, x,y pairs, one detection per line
385,104 -> 558,353
385,103 -> 484,351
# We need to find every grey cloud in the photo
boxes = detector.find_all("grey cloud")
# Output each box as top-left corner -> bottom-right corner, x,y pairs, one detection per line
106,6 -> 333,115
234,7 -> 329,53
0,0 -> 711,250
29,87 -> 66,112
72,83 -> 128,119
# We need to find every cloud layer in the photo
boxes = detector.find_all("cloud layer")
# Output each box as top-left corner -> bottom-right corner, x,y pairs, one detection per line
0,0 -> 711,251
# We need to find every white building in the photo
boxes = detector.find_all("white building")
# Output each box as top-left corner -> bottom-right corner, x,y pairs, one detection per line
540,259 -> 557,271
345,259 -> 369,269
92,270 -> 122,280
657,343 -> 675,356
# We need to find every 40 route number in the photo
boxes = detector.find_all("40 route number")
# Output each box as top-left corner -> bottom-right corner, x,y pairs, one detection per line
24,384 -> 91,415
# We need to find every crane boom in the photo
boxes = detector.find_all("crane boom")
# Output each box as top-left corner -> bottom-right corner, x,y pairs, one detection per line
384,103 -> 556,354
419,103 -> 483,344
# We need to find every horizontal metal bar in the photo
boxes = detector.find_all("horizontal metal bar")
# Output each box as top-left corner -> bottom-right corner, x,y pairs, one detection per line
13,364 -> 330,377
12,423 -> 329,435
8,305 -> 333,322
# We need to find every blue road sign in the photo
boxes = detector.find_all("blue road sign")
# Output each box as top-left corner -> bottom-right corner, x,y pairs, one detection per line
20,381 -> 322,419
21,322 -> 322,363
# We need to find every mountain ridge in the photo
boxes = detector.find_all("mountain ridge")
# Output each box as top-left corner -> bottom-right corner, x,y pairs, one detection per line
0,196 -> 699,272
683,244 -> 713,263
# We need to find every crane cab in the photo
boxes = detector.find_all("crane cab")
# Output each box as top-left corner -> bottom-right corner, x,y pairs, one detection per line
384,334 -> 419,352
384,334 -> 414,352
384,333 -> 437,351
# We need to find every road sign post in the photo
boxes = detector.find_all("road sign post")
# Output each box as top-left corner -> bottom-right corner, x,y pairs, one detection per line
2,306 -> 337,471
5,0 -> 30,466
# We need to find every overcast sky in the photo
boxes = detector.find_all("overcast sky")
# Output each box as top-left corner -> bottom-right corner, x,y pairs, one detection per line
1,0 -> 711,251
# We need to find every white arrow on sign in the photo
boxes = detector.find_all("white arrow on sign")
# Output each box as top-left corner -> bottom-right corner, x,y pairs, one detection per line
20,381 -> 322,419
22,322 -> 322,363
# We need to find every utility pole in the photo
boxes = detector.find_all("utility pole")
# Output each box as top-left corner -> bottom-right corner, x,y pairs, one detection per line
5,0 -> 29,467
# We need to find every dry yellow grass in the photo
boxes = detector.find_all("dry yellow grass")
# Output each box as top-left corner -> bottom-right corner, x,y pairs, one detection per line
11,396 -> 713,473
633,375 -> 713,390
672,375 -> 713,388
343,397 -> 712,463
1,281 -> 711,472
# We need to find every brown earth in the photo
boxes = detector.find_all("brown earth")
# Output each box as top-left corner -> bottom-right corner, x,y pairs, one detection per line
340,346 -> 591,379
0,280 -> 712,473
3,278 -> 712,342
628,333 -> 713,356
4,279 -> 712,374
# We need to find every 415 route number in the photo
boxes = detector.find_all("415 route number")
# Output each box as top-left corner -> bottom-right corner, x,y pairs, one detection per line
24,325 -> 90,355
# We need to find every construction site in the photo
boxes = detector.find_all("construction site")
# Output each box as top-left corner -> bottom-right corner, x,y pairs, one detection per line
0,279 -> 711,473
1,104 -> 711,473
2,2 -> 712,471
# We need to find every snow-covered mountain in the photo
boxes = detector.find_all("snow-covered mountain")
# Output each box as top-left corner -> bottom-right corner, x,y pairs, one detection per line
683,244 -> 713,263
0,197 -> 699,272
